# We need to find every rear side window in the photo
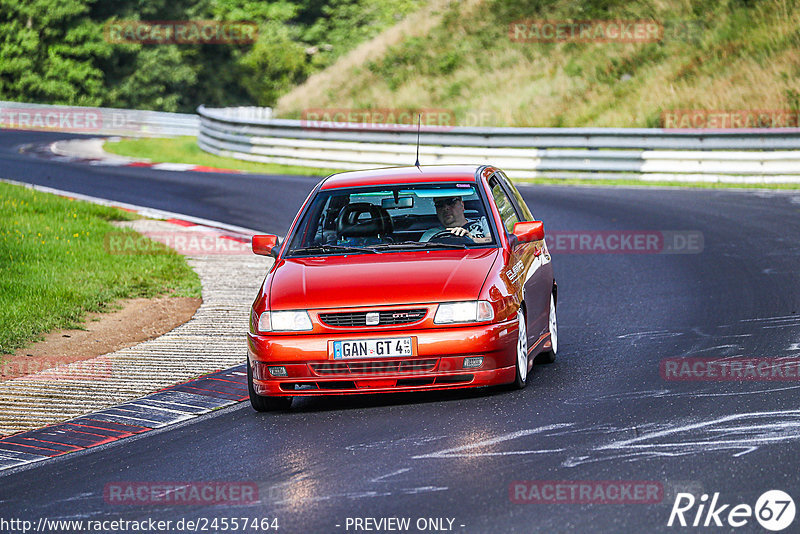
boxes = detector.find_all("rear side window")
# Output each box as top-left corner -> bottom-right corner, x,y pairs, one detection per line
495,171 -> 534,221
488,176 -> 520,233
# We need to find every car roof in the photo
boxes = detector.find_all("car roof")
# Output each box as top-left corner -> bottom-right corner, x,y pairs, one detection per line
319,165 -> 484,190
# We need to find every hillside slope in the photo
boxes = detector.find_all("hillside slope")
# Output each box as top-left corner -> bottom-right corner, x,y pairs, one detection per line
276,0 -> 800,127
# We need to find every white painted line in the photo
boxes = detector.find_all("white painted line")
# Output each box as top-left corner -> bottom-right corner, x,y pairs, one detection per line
151,163 -> 197,171
412,423 -> 572,459
370,468 -> 411,483
88,160 -> 132,167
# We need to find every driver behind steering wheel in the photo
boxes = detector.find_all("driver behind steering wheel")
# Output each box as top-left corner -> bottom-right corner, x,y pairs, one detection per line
421,196 -> 491,243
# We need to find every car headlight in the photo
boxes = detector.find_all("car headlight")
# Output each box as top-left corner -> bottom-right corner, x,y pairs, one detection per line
434,301 -> 494,324
258,310 -> 313,332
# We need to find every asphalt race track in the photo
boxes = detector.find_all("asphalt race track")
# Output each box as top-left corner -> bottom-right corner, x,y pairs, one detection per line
0,131 -> 317,236
2,130 -> 800,533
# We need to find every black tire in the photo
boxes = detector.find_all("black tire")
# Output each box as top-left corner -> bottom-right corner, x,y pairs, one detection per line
536,347 -> 556,364
514,308 -> 529,389
247,360 -> 292,412
535,289 -> 557,364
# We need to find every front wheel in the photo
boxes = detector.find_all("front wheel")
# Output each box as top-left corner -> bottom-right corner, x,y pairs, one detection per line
514,308 -> 529,388
248,360 -> 293,412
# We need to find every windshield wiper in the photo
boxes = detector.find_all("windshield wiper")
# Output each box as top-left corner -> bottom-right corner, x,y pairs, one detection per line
373,241 -> 468,250
290,244 -> 381,255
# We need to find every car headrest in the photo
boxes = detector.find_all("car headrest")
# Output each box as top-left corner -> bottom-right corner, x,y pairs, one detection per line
337,203 -> 393,237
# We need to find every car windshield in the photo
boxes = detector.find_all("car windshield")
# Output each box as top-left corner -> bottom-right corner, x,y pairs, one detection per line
286,183 -> 497,256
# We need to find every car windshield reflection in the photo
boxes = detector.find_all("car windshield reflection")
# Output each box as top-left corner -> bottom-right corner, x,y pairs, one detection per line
286,183 -> 497,256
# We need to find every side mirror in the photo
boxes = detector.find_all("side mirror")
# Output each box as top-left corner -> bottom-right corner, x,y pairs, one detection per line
252,234 -> 279,258
512,221 -> 544,243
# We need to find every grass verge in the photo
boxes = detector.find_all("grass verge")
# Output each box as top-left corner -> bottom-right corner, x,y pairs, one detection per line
0,181 -> 201,355
104,136 -> 342,176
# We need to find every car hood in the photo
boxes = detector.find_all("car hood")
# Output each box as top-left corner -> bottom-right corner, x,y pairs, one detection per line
268,249 -> 499,310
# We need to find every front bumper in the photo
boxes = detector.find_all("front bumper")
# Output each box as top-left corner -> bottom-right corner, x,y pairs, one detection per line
247,318 -> 519,396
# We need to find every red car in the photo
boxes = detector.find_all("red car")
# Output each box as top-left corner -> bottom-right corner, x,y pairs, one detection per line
247,165 -> 557,411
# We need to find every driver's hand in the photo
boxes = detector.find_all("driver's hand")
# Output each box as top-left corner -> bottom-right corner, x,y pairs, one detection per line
447,227 -> 469,237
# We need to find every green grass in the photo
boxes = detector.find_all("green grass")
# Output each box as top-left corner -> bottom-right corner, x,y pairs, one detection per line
104,136 -> 343,176
277,0 -> 800,128
0,182 -> 201,355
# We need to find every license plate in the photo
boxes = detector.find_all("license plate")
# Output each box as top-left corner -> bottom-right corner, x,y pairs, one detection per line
332,338 -> 413,359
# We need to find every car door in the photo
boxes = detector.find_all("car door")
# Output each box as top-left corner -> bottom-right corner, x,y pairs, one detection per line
486,171 -> 526,309
489,171 -> 553,344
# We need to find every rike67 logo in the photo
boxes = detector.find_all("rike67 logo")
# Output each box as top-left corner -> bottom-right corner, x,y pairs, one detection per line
668,490 -> 795,531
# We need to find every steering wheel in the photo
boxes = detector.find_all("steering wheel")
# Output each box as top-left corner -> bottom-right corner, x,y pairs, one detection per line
428,229 -> 474,244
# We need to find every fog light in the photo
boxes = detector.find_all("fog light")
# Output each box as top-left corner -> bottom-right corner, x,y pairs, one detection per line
463,357 -> 483,369
268,366 -> 288,377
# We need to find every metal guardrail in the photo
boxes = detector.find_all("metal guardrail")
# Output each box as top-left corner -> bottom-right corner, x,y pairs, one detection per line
197,105 -> 800,182
0,101 -> 198,137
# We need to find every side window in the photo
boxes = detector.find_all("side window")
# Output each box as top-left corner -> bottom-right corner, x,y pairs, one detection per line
488,175 -> 520,233
496,171 -> 534,221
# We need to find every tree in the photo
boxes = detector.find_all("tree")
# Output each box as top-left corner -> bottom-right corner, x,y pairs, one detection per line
0,0 -> 109,105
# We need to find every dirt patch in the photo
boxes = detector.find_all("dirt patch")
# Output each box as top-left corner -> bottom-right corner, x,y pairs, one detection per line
0,296 -> 201,381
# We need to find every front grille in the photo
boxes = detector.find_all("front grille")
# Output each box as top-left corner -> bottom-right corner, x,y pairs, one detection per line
279,381 -> 357,391
311,359 -> 437,376
435,374 -> 473,384
318,308 -> 427,327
